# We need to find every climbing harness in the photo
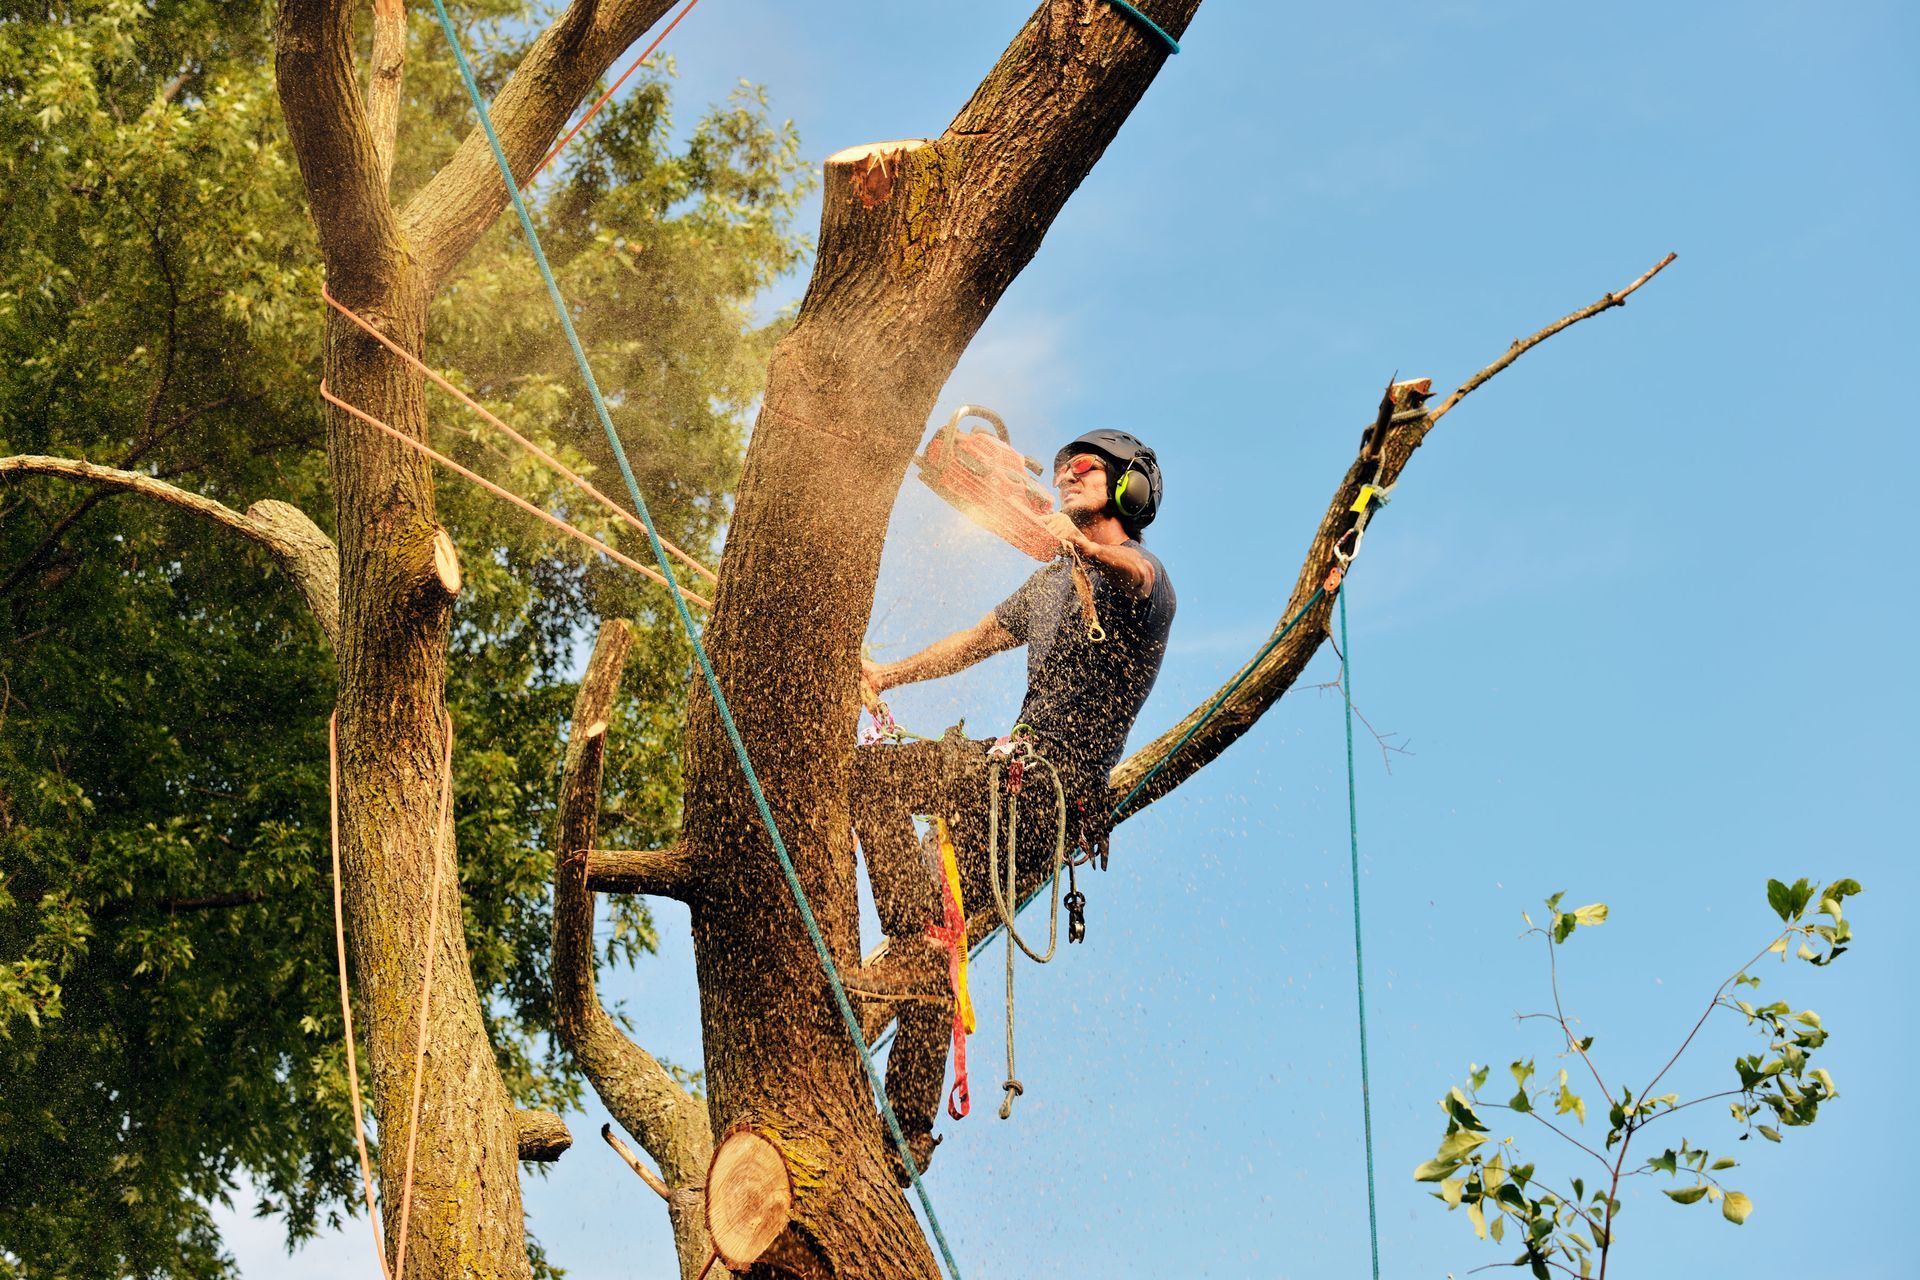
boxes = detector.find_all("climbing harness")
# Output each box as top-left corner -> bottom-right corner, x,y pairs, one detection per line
1100,0 -> 1182,55
424,3 -> 965,1272
983,730 -> 1068,1118
916,404 -> 1059,562
328,711 -> 455,1280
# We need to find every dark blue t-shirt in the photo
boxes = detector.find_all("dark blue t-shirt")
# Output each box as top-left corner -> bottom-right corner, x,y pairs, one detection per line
994,542 -> 1176,788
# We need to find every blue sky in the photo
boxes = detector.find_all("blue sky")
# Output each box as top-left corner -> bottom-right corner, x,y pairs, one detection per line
224,2 -> 1915,1275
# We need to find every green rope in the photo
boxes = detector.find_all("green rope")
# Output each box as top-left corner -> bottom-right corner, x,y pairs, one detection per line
1339,589 -> 1382,1280
1102,0 -> 1181,54
422,7 -> 963,1274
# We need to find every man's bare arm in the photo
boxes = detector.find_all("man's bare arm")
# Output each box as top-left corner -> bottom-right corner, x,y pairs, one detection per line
866,612 -> 1019,695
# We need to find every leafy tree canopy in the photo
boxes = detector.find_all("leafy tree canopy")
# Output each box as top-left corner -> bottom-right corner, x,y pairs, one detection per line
0,2 -> 810,1273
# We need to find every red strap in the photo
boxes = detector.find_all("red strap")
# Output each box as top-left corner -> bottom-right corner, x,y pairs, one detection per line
927,851 -> 971,1120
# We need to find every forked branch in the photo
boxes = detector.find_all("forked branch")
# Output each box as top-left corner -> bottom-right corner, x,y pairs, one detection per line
399,0 -> 680,285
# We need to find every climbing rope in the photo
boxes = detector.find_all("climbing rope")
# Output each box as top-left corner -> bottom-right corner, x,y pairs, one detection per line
1338,589 -> 1382,1280
423,4 -> 965,1273
1100,0 -> 1181,55
328,711 -> 455,1280
984,742 -> 1068,1118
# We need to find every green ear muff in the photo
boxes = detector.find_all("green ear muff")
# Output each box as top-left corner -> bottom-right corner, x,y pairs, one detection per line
1114,465 -> 1147,518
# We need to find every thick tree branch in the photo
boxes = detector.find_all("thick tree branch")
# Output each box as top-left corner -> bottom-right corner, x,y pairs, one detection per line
583,846 -> 699,898
0,455 -> 340,647
1107,252 -> 1679,818
552,619 -> 714,1277
514,1107 -> 573,1162
399,0 -> 679,286
366,0 -> 407,190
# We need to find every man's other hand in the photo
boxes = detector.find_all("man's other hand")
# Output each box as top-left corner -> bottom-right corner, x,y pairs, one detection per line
860,656 -> 889,706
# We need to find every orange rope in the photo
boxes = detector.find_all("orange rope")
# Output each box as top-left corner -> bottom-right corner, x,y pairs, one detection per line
318,379 -> 713,609
330,713 -> 457,1280
321,286 -> 716,587
529,0 -> 705,183
330,712 -> 392,1280
392,716 -> 455,1280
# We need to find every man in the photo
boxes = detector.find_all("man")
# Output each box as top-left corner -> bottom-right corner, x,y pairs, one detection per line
850,428 -> 1176,1180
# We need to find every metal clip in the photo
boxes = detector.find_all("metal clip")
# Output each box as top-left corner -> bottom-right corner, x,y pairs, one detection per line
1064,891 -> 1087,944
1333,523 -> 1363,570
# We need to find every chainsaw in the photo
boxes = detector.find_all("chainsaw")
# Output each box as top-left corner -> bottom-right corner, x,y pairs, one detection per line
915,405 -> 1059,562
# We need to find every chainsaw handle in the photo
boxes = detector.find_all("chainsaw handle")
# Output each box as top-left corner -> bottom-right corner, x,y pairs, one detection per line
946,403 -> 1008,444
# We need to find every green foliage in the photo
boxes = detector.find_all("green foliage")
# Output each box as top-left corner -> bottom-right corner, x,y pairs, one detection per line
0,2 -> 810,1274
1416,880 -> 1860,1277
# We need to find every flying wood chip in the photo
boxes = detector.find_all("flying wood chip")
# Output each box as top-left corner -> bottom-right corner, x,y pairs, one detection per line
704,1127 -> 794,1271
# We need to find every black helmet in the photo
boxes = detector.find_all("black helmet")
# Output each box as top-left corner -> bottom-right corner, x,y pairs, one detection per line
1054,429 -> 1163,530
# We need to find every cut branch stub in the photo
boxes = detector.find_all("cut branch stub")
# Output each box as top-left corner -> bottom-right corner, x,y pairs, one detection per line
583,846 -> 699,899
704,1127 -> 794,1273
515,1108 -> 573,1162
430,527 -> 463,597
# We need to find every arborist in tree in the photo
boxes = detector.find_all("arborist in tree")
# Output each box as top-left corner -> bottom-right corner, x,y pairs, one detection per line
850,429 -> 1176,1182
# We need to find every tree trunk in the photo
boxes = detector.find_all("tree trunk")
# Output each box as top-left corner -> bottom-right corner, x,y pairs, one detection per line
325,272 -> 534,1278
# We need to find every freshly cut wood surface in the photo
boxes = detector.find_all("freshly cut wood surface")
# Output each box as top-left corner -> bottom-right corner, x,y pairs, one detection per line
704,1128 -> 793,1270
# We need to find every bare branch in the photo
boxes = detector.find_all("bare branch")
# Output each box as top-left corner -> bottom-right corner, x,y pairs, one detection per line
399,0 -> 681,285
1108,253 -> 1679,820
601,1123 -> 671,1201
583,847 -> 699,898
552,619 -> 714,1274
1427,253 -> 1677,426
366,0 -> 407,190
514,1107 -> 573,1162
1543,927 -> 1611,1101
1,455 -> 340,647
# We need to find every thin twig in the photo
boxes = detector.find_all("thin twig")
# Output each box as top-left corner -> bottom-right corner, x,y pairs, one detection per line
1632,1088 -> 1745,1127
1482,1101 -> 1612,1171
1427,253 -> 1678,427
1640,931 -> 1788,1103
1542,928 -> 1612,1101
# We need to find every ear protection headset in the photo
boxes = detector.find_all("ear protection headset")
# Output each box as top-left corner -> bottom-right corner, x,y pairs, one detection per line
1113,456 -> 1151,520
